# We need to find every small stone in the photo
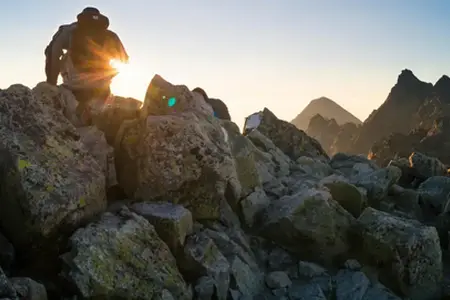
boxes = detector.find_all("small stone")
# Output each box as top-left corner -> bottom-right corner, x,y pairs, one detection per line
344,259 -> 361,270
288,283 -> 327,300
298,261 -> 328,278
335,269 -> 370,300
271,287 -> 287,297
265,271 -> 292,289
194,276 -> 215,300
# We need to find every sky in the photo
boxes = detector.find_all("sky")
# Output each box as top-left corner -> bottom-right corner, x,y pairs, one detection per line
1,0 -> 449,128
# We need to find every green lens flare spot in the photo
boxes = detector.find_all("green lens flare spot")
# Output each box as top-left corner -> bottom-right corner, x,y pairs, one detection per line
168,97 -> 176,107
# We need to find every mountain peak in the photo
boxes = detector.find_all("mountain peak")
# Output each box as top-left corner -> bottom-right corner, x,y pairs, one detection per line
291,97 -> 361,130
397,69 -> 419,85
434,75 -> 450,88
434,75 -> 450,102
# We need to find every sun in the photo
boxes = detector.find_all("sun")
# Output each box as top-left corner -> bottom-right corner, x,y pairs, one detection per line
109,59 -> 138,98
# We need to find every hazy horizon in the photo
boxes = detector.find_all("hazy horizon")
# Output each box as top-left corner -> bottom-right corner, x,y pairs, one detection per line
1,0 -> 449,126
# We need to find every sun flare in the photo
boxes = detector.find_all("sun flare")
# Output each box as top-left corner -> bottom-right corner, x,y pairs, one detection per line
109,59 -> 138,98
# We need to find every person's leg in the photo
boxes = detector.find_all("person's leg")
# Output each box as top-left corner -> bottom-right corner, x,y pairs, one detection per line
72,89 -> 96,125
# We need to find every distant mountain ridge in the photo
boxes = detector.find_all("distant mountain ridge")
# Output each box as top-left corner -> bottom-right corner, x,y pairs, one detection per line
291,97 -> 362,131
350,69 -> 450,154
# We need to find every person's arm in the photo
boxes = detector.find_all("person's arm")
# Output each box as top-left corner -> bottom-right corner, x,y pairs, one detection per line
45,24 -> 75,85
108,31 -> 129,63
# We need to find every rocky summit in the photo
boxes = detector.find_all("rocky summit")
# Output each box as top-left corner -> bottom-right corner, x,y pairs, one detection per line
0,75 -> 449,300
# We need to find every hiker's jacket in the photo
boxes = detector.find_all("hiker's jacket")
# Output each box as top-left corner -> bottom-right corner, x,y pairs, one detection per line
45,22 -> 128,89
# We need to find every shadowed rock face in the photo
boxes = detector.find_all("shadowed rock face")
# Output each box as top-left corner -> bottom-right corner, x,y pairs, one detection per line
244,108 -> 329,161
306,114 -> 359,156
192,87 -> 231,121
369,116 -> 450,170
351,69 -> 434,155
0,73 -> 448,300
0,84 -> 107,255
291,97 -> 361,131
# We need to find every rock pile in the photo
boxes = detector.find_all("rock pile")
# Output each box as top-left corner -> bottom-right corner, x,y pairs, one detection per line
0,75 -> 448,300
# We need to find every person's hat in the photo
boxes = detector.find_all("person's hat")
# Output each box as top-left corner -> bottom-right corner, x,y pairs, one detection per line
77,7 -> 101,21
76,7 -> 109,29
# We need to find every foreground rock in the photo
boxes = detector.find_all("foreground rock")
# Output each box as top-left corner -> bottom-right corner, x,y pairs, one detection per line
3,74 -> 450,300
356,207 -> 442,300
0,85 -> 106,253
61,207 -> 192,299
261,188 -> 355,266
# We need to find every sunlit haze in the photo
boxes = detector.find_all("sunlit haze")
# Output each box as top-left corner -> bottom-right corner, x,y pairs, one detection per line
1,0 -> 449,127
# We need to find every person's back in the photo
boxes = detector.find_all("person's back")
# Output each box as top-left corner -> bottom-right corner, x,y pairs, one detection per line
45,7 -> 128,123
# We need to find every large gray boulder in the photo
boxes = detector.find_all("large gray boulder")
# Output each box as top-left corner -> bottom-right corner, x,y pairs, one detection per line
115,76 -> 241,221
261,188 -> 355,266
417,176 -> 450,215
61,207 -> 191,299
356,207 -> 442,300
0,84 -> 106,253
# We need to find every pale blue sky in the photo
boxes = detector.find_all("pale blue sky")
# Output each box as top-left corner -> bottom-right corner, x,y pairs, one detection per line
1,0 -> 449,126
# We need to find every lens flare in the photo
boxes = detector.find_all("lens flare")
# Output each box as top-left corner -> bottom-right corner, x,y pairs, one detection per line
109,59 -> 127,73
168,97 -> 177,107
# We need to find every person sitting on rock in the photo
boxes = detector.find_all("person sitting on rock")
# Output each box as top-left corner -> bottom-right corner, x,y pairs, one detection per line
44,7 -> 129,122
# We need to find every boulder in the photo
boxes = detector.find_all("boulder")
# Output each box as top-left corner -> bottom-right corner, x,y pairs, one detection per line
330,153 -> 379,178
0,267 -> 16,299
243,108 -> 329,161
61,207 -> 191,299
221,121 -> 263,197
417,176 -> 450,215
409,152 -> 447,179
385,186 -> 423,221
77,126 -> 117,189
351,166 -> 402,205
261,188 -> 355,266
180,231 -> 230,300
115,109 -> 240,222
194,276 -> 215,300
240,187 -> 270,227
32,82 -> 81,127
192,87 -> 231,121
265,271 -> 291,289
294,156 -> 333,179
130,202 -> 193,254
334,269 -> 370,300
246,129 -> 292,179
142,75 -> 214,117
10,277 -> 47,300
93,96 -> 142,145
0,85 -> 106,253
356,207 -> 442,300
201,225 -> 260,274
229,256 -> 263,297
320,175 -> 368,218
